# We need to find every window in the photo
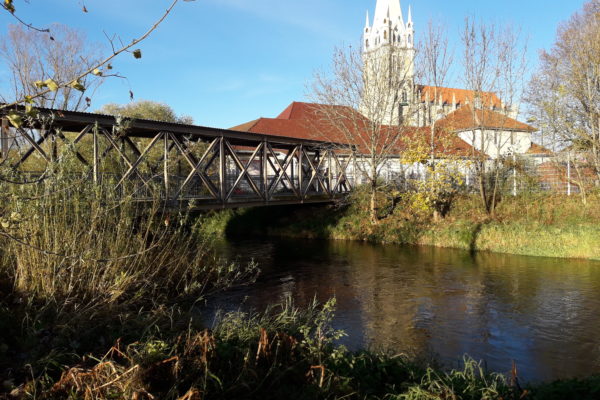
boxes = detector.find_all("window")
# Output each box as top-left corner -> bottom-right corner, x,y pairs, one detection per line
384,30 -> 387,40
402,90 -> 408,103
365,39 -> 369,48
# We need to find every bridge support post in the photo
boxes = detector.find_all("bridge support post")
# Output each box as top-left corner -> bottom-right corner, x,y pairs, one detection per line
93,124 -> 99,184
262,139 -> 269,202
0,117 -> 9,159
327,149 -> 332,196
219,136 -> 226,204
298,144 -> 303,200
164,132 -> 170,199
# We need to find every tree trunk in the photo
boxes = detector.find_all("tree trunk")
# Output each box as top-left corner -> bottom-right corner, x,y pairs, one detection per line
370,181 -> 378,224
477,163 -> 490,214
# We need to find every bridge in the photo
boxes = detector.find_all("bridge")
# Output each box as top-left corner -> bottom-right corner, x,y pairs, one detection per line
0,107 -> 355,209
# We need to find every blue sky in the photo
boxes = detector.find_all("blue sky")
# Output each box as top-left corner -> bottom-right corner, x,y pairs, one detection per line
0,0 -> 587,128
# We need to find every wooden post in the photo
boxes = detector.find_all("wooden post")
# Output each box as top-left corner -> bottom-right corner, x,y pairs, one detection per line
567,152 -> 571,196
1,117 -> 9,159
512,153 -> 517,197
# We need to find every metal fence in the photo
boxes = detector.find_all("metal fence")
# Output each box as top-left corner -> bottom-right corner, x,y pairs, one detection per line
350,153 -> 599,196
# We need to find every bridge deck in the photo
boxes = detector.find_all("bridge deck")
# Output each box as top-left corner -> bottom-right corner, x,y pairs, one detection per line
0,106 -> 355,209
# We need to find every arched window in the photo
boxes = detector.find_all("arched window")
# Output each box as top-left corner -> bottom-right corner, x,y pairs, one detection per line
408,34 -> 412,45
384,30 -> 387,40
402,90 -> 408,103
365,39 -> 369,48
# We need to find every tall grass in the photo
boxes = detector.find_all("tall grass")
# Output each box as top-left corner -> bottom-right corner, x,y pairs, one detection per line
15,297 -> 536,400
218,189 -> 600,260
0,171 -> 256,316
0,158 -> 257,383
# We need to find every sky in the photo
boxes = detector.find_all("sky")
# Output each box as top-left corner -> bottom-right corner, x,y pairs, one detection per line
0,0 -> 588,129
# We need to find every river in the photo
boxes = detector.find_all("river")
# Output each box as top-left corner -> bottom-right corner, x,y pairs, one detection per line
207,237 -> 600,382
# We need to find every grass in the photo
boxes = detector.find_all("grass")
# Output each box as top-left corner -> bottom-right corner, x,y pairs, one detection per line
1,159 -> 600,398
215,189 -> 600,260
6,296 -> 600,399
0,158 -> 257,392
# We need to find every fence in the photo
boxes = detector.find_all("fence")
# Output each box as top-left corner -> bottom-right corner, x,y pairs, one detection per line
350,153 -> 599,197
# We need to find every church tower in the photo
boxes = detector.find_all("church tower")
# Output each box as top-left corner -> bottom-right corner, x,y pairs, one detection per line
362,0 -> 415,125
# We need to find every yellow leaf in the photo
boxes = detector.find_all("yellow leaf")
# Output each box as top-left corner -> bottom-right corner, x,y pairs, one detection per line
7,112 -> 23,128
69,80 -> 86,92
44,79 -> 59,91
92,68 -> 102,76
4,0 -> 15,13
34,80 -> 46,89
25,105 -> 38,117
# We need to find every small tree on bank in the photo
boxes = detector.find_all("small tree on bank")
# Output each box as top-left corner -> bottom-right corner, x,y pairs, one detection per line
310,45 -> 416,223
460,18 -> 528,215
527,0 -> 600,199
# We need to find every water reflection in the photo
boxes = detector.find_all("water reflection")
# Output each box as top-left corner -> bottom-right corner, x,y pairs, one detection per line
208,238 -> 600,382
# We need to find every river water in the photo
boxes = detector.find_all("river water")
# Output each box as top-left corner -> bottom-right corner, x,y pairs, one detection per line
207,237 -> 600,382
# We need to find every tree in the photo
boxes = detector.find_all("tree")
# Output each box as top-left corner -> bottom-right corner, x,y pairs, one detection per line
310,45 -> 416,223
98,100 -> 194,124
415,20 -> 459,220
0,23 -> 104,111
460,18 -> 527,215
0,0 -> 188,112
527,0 -> 600,197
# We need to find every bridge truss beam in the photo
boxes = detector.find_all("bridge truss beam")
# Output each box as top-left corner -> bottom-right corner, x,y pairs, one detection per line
0,108 -> 354,209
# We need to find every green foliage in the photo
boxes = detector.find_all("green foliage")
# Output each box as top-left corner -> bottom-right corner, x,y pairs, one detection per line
98,100 -> 194,124
213,189 -> 600,260
19,295 -> 597,399
0,157 -> 258,382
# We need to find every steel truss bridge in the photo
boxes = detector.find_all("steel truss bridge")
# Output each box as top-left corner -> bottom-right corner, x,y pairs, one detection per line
0,107 -> 355,209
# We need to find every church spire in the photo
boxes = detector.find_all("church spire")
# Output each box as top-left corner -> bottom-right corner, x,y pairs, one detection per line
365,10 -> 370,29
407,5 -> 413,25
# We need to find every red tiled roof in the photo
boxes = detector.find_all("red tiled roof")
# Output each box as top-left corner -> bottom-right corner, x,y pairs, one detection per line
435,105 -> 537,132
231,101 -> 481,158
418,85 -> 502,108
526,142 -> 553,155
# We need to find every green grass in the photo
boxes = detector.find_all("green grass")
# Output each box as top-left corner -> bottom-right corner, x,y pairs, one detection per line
9,296 -> 600,399
207,190 -> 600,260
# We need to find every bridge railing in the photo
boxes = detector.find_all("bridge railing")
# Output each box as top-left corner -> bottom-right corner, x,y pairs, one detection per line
0,107 -> 355,208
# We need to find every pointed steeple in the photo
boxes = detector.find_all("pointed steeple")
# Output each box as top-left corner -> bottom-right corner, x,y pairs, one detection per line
399,5 -> 405,26
365,10 -> 370,29
374,0 -> 403,26
407,5 -> 413,24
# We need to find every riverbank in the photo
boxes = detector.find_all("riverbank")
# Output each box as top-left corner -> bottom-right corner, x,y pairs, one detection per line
7,297 -> 600,399
205,192 -> 600,260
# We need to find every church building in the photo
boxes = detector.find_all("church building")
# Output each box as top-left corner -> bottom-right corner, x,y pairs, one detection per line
232,0 -> 546,162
